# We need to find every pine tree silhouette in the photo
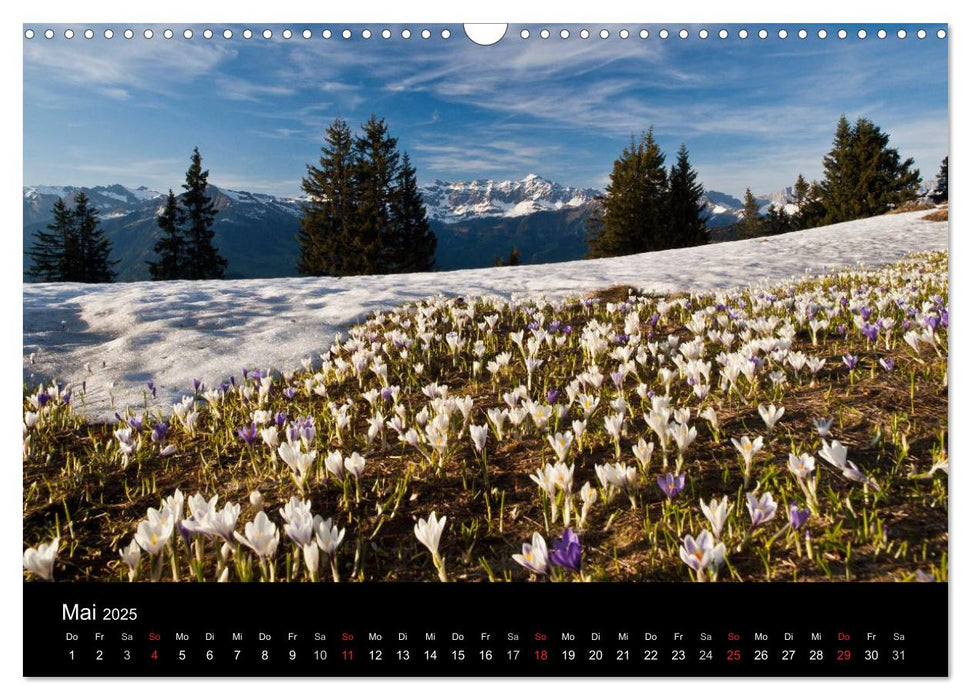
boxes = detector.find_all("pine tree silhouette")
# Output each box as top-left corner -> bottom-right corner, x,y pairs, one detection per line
148,190 -> 185,280
667,143 -> 709,248
587,128 -> 669,258
181,148 -> 226,279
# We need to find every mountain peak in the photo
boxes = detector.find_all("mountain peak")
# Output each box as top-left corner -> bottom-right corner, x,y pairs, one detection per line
420,174 -> 598,222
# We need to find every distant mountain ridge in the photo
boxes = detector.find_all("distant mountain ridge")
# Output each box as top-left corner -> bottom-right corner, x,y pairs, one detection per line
420,174 -> 599,222
23,176 -> 794,281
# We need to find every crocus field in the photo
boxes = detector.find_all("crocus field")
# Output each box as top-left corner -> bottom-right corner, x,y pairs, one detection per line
23,250 -> 948,583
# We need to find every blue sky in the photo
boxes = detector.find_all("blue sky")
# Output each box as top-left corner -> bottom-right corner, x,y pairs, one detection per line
23,23 -> 948,198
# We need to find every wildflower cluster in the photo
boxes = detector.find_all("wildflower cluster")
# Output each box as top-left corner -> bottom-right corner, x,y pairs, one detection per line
24,252 -> 948,583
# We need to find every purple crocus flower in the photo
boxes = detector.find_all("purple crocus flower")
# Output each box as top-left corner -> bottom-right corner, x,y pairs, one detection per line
879,357 -> 895,372
649,312 -> 660,327
614,333 -> 630,345
220,382 -> 231,394
147,380 -> 156,399
241,368 -> 249,380
842,354 -> 858,370
60,390 -> 72,405
151,422 -> 169,443
657,473 -> 686,500
789,505 -> 811,531
237,423 -> 259,446
548,320 -> 561,332
546,389 -> 559,404
941,309 -> 949,328
924,315 -> 940,331
749,355 -> 764,371
128,416 -> 144,432
283,386 -> 297,400
561,325 -> 572,335
549,528 -> 582,572
251,369 -> 262,382
837,324 -> 847,337
859,306 -> 872,321
275,411 -> 288,429
36,392 -> 50,408
193,378 -> 203,393
527,321 -> 541,331
860,323 -> 879,342
381,386 -> 394,402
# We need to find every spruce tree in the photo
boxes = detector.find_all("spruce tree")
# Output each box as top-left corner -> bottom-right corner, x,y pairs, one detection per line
931,156 -> 948,203
73,192 -> 117,282
737,188 -> 763,239
389,153 -> 436,272
587,128 -> 669,258
763,204 -> 792,236
353,115 -> 400,275
298,118 -> 357,276
28,194 -> 116,283
667,143 -> 709,247
814,116 -> 921,225
793,174 -> 810,207
299,117 -> 435,276
148,190 -> 185,280
28,197 -> 75,282
181,147 -> 226,279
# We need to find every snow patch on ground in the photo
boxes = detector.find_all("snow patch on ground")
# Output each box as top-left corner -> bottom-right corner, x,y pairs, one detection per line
23,210 -> 947,421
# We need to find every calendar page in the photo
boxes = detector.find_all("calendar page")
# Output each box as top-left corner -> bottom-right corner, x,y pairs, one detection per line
21,19 -> 948,679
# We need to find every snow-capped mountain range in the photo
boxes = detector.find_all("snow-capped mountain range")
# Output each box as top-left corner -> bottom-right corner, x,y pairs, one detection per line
23,175 -> 801,281
23,176 -> 799,228
420,174 -> 599,222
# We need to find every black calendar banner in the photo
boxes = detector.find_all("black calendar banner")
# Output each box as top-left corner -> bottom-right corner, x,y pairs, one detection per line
24,582 -> 947,677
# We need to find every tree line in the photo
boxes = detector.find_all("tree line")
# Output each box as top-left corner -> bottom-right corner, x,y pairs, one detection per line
27,116 -> 436,283
28,113 -> 945,282
734,116 -> 946,240
586,115 -> 945,256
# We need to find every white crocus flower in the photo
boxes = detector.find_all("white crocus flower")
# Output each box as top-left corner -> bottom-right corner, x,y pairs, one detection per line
313,516 -> 346,582
579,481 -> 598,527
324,450 -> 345,479
699,496 -> 733,538
235,511 -> 280,561
758,404 -> 785,432
119,540 -> 141,581
547,431 -> 574,462
632,438 -> 655,471
344,452 -> 366,479
23,537 -> 59,581
135,518 -> 172,557
470,424 -> 489,454
512,532 -> 550,576
260,426 -> 279,449
414,512 -> 449,582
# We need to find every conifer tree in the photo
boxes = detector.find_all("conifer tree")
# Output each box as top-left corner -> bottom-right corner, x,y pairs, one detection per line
389,153 -> 436,272
298,118 -> 357,276
353,115 -> 399,275
763,203 -> 792,235
587,128 -> 669,258
148,190 -> 185,280
28,194 -> 116,282
73,192 -> 117,282
793,174 -> 810,207
931,156 -> 948,203
813,116 -> 920,225
667,143 -> 709,247
181,147 -> 226,279
28,197 -> 76,282
737,188 -> 763,239
298,116 -> 436,276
